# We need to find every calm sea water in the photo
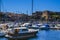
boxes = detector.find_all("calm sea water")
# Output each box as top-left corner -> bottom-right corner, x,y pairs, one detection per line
0,30 -> 60,40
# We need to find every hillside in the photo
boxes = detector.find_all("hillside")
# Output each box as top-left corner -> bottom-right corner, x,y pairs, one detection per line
0,12 -> 29,22
0,10 -> 60,22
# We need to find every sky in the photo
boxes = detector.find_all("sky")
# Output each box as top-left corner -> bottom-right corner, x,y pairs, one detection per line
1,0 -> 60,14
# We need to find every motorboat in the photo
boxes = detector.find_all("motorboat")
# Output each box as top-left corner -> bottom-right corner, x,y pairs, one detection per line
0,24 -> 8,37
28,24 -> 39,29
28,23 -> 43,29
39,24 -> 50,30
56,24 -> 60,27
21,23 -> 31,27
5,27 -> 38,39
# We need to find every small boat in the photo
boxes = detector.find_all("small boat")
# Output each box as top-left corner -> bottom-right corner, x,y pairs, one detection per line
56,24 -> 60,27
28,24 -> 39,29
39,24 -> 50,30
5,27 -> 38,39
28,23 -> 42,29
21,23 -> 31,27
0,24 -> 8,37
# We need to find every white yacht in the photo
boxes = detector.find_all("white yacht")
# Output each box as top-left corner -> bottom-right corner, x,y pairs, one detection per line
5,27 -> 38,39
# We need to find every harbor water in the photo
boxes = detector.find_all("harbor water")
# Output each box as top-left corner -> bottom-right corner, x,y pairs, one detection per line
0,30 -> 60,40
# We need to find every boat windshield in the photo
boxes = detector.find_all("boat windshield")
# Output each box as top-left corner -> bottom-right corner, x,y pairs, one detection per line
19,29 -> 28,32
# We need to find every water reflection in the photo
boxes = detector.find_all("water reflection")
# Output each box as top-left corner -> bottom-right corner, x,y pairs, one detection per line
29,30 -> 60,40
0,37 -> 8,40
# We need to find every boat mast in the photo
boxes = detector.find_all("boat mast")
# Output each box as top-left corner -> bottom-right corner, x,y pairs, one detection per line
0,0 -> 1,12
31,0 -> 34,22
32,0 -> 33,14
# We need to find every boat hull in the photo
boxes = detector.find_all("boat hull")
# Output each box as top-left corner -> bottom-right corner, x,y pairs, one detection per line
5,31 -> 38,39
28,27 -> 39,29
